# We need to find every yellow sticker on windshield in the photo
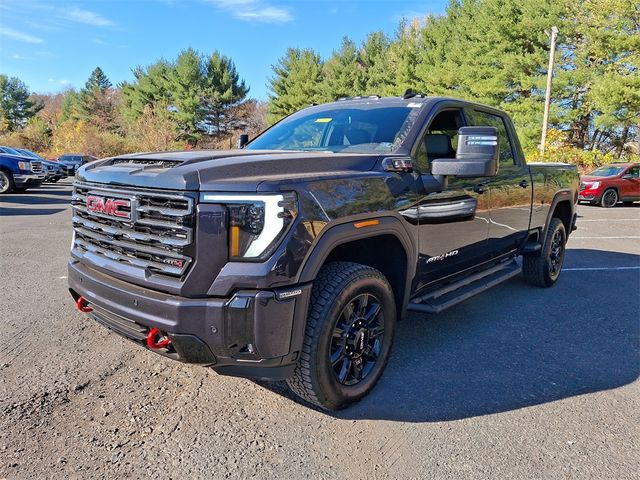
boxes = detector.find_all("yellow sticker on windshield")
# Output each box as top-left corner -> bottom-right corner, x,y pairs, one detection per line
314,118 -> 333,123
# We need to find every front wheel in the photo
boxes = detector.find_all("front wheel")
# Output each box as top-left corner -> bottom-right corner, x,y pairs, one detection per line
600,188 -> 618,208
287,262 -> 396,410
0,170 -> 14,194
523,217 -> 567,287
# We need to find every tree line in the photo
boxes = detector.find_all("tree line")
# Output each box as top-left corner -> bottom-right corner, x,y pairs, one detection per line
0,49 -> 259,158
266,0 -> 639,163
0,0 -> 637,167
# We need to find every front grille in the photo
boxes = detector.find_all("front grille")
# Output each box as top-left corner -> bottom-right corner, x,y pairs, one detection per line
30,161 -> 42,173
71,183 -> 195,278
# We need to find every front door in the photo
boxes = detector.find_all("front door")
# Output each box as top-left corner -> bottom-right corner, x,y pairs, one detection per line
620,165 -> 640,200
410,108 -> 492,292
466,108 -> 532,255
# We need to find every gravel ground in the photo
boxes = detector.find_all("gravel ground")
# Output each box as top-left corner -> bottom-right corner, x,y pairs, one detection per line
1,181 -> 638,479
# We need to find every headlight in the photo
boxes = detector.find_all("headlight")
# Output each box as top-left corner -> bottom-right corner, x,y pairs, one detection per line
18,161 -> 30,171
200,192 -> 297,260
584,181 -> 600,189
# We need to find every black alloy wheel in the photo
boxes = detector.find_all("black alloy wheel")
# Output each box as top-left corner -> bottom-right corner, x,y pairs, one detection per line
330,293 -> 385,386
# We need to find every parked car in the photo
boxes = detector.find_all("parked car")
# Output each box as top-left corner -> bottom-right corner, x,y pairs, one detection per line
69,95 -> 579,410
579,162 -> 640,207
0,152 -> 45,193
13,148 -> 67,183
58,154 -> 98,175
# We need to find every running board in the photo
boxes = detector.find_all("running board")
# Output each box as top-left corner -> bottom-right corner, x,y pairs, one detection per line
407,260 -> 521,314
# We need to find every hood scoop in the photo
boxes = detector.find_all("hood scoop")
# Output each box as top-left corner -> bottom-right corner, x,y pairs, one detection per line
111,158 -> 183,169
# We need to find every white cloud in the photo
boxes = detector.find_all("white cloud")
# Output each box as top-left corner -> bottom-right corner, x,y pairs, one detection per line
0,27 -> 44,44
61,7 -> 113,26
207,0 -> 292,23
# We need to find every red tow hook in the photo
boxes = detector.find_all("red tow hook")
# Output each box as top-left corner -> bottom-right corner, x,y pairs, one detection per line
76,296 -> 93,313
147,327 -> 171,349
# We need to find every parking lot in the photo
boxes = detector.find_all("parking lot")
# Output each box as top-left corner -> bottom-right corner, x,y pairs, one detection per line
1,180 -> 638,479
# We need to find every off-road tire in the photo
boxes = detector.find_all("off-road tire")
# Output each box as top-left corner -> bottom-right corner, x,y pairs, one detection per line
523,217 -> 567,287
600,188 -> 618,208
287,262 -> 396,410
0,170 -> 14,194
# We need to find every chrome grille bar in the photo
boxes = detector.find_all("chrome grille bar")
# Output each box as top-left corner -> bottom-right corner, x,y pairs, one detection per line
72,183 -> 195,278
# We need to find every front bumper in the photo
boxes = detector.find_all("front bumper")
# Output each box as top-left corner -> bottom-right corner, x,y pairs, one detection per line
14,173 -> 45,187
68,259 -> 311,380
578,190 -> 602,202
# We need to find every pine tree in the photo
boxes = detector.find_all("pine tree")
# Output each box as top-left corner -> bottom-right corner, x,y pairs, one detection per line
267,48 -> 324,123
203,52 -> 249,134
0,75 -> 42,131
168,48 -> 206,141
322,37 -> 361,101
121,60 -> 173,120
78,67 -> 117,129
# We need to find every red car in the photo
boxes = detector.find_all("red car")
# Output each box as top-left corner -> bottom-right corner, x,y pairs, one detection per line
579,162 -> 640,207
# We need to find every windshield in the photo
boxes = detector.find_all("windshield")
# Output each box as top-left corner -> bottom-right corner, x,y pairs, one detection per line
588,165 -> 625,177
1,146 -> 22,155
246,104 -> 421,153
61,155 -> 82,163
17,149 -> 43,160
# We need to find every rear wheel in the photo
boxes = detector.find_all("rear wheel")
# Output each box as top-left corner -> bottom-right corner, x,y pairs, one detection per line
523,217 -> 567,287
0,170 -> 14,194
287,262 -> 396,410
600,188 -> 618,208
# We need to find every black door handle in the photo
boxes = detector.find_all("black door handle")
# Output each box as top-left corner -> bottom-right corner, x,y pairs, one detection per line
473,183 -> 487,194
519,180 -> 529,188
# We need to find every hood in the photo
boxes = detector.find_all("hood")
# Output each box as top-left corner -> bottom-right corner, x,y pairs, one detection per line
77,149 -> 380,191
581,175 -> 617,182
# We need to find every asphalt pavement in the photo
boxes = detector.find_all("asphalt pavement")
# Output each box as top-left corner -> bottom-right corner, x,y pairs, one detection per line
0,180 -> 638,479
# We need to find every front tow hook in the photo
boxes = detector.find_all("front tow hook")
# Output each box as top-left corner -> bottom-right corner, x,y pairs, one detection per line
146,327 -> 172,349
76,296 -> 93,313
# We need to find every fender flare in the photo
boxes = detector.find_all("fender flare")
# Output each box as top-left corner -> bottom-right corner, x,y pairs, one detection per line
297,214 -> 417,312
541,189 -> 576,241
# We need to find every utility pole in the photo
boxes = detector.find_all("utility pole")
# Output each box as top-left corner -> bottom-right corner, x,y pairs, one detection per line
540,26 -> 559,157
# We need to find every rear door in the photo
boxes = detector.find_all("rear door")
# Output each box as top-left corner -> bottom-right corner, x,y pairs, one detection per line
466,108 -> 532,255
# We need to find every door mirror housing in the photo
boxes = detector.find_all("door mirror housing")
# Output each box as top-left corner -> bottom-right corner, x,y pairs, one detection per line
431,126 -> 499,177
621,173 -> 634,180
237,134 -> 250,149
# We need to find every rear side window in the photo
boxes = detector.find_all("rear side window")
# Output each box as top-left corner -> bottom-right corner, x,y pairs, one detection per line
466,110 -> 515,166
626,166 -> 639,178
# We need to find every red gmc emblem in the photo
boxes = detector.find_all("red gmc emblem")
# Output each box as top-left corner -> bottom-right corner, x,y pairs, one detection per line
86,195 -> 131,220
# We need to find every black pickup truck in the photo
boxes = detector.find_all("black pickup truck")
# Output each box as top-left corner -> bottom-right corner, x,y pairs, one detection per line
69,95 -> 579,409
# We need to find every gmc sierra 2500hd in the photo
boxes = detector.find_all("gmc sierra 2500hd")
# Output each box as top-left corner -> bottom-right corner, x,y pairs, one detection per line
69,95 -> 579,410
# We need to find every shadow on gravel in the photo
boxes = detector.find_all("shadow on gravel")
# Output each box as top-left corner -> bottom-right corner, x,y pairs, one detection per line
0,193 -> 70,205
0,207 -> 66,216
258,249 -> 640,422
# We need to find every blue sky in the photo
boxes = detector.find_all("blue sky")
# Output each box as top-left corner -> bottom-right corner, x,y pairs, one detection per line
0,0 -> 446,100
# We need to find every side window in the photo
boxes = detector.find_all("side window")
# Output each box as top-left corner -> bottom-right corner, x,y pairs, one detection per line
626,166 -> 639,178
414,109 -> 464,173
466,109 -> 515,166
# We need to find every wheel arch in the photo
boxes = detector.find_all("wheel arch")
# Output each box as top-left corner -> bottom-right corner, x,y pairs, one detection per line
298,216 -> 416,318
542,190 -> 575,240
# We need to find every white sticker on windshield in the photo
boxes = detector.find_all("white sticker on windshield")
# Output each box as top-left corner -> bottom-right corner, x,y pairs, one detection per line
407,102 -> 423,108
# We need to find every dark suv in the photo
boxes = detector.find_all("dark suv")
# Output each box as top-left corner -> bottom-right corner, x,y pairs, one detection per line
69,95 -> 579,409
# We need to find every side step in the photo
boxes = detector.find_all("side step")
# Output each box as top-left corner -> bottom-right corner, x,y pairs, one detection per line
407,259 -> 521,314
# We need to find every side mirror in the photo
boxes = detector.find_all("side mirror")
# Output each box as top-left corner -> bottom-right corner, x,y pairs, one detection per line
622,174 -> 634,180
237,134 -> 249,149
431,126 -> 499,177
